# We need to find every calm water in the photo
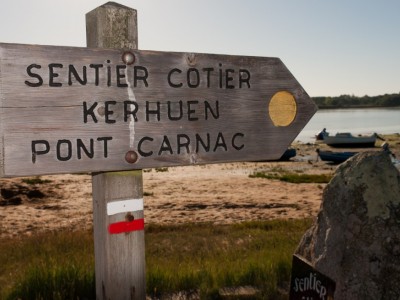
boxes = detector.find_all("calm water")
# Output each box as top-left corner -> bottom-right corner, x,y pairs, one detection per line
295,107 -> 400,143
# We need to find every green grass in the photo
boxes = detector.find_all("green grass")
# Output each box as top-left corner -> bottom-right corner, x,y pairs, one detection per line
146,220 -> 312,298
249,171 -> 332,184
0,219 -> 312,299
0,230 -> 95,300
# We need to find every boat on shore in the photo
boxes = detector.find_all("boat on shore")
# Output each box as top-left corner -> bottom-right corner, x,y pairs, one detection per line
316,149 -> 357,164
317,142 -> 396,164
253,148 -> 296,162
316,128 -> 383,148
279,148 -> 296,161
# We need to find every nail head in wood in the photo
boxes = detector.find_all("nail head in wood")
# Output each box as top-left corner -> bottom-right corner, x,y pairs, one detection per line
125,150 -> 138,164
122,51 -> 135,65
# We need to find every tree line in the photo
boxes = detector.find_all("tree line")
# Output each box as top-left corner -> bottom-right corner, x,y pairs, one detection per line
312,93 -> 400,108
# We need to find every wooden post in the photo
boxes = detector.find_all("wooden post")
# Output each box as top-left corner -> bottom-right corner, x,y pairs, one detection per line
86,3 -> 146,299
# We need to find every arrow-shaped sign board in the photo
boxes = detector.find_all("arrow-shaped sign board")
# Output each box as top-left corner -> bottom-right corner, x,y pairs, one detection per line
0,43 -> 317,177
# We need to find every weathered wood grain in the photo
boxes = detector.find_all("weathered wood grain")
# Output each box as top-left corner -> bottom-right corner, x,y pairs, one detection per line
92,170 -> 145,300
0,31 -> 316,178
87,3 -> 146,300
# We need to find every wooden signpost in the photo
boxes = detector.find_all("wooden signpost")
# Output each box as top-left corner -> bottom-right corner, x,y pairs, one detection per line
0,2 -> 317,299
0,34 -> 316,177
86,3 -> 145,299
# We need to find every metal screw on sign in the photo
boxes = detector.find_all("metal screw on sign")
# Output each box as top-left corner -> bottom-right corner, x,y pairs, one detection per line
125,212 -> 135,222
125,150 -> 138,164
122,51 -> 135,65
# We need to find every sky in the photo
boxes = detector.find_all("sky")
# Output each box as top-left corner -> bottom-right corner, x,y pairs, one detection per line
0,0 -> 399,97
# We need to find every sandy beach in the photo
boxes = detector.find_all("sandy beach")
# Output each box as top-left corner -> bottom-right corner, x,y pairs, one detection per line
1,135 -> 399,239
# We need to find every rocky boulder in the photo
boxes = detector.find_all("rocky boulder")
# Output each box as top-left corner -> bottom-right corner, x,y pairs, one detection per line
296,151 -> 400,299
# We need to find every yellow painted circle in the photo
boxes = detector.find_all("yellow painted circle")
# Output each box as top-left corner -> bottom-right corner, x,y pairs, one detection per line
268,91 -> 297,127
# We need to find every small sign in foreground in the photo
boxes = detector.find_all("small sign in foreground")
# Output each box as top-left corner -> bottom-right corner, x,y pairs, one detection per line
0,43 -> 317,177
290,254 -> 336,300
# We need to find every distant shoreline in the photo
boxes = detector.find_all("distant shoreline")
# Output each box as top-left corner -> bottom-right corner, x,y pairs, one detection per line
316,105 -> 400,109
312,93 -> 400,109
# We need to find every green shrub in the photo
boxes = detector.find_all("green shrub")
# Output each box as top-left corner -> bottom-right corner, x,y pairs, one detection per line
21,176 -> 52,185
250,172 -> 332,183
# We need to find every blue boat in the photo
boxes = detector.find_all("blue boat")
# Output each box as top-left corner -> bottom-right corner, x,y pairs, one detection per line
279,148 -> 297,161
316,128 -> 384,148
316,149 -> 357,164
254,148 -> 296,162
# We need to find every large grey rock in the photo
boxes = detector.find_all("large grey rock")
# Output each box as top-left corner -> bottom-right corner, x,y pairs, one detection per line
296,151 -> 400,299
